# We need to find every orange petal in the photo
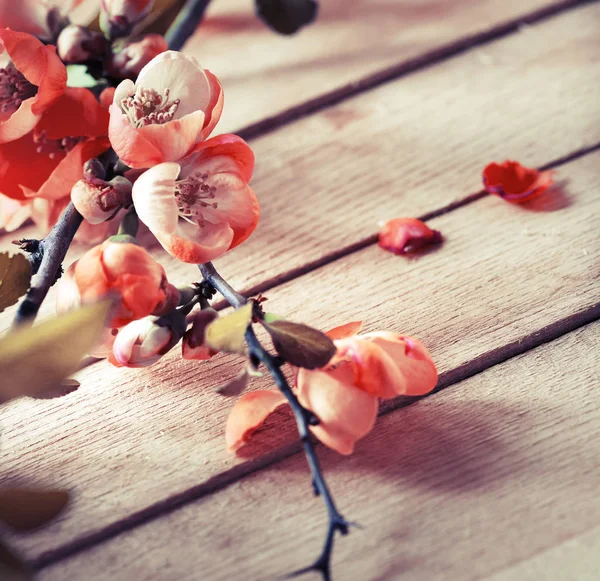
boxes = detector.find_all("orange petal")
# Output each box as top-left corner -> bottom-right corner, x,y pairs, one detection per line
297,364 -> 379,455
326,321 -> 363,340
225,390 -> 289,453
378,217 -> 442,255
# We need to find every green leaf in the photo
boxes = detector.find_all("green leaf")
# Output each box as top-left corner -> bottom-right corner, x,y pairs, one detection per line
66,64 -> 98,88
256,0 -> 318,35
0,541 -> 30,581
263,312 -> 284,323
204,302 -> 253,355
0,488 -> 69,532
263,320 -> 336,369
0,301 -> 111,404
0,252 -> 31,314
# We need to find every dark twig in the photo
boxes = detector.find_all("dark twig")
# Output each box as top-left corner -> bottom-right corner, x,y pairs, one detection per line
199,261 -> 349,580
165,0 -> 213,51
13,203 -> 83,327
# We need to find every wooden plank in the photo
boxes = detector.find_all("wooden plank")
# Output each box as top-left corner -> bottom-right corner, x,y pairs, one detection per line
484,525 -> 600,581
1,4 -> 599,331
193,0 -> 586,134
36,322 -> 600,580
3,150 -> 599,564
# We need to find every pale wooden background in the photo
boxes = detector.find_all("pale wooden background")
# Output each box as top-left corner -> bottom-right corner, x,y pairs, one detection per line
1,0 -> 599,579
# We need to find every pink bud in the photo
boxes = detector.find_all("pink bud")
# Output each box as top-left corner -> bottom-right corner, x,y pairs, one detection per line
71,176 -> 132,225
57,25 -> 108,64
109,34 -> 168,79
101,0 -> 154,38
109,310 -> 186,368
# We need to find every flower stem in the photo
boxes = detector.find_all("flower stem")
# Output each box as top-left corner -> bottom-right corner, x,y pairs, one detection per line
199,261 -> 349,580
165,0 -> 213,51
13,202 -> 83,327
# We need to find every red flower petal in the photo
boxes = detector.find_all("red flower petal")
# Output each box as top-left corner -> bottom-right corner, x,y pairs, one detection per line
35,88 -> 110,139
482,160 -> 554,203
378,218 -> 443,255
326,321 -> 363,340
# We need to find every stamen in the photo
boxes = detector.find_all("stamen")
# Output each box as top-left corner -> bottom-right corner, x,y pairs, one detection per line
120,87 -> 180,128
0,65 -> 37,115
34,132 -> 84,159
174,171 -> 219,228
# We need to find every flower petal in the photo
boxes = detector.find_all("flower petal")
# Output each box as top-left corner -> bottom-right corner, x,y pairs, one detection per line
298,364 -> 379,455
225,390 -> 289,453
132,162 -> 180,235
326,321 -> 363,340
136,51 -> 211,119
201,70 -> 224,138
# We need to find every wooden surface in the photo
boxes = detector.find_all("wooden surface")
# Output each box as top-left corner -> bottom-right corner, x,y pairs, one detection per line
1,1 -> 599,579
38,322 -> 600,581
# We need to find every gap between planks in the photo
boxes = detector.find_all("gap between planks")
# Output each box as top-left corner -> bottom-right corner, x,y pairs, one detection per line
234,0 -> 594,140
22,147 -> 600,570
2,3 -> 599,331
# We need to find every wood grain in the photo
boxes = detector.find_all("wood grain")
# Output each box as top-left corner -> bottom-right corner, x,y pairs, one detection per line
190,0 -> 588,134
2,4 -> 599,332
37,321 -> 600,581
3,149 -> 599,565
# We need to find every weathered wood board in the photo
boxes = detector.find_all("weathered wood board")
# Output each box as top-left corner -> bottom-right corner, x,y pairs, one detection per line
1,4 -> 599,332
3,150 -> 599,564
38,322 -> 600,580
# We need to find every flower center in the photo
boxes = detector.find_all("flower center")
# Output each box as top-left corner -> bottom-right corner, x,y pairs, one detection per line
121,87 -> 180,128
0,65 -> 37,115
34,132 -> 84,159
174,172 -> 218,228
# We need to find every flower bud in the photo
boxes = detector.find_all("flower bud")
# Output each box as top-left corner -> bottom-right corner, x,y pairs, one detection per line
109,34 -> 168,79
71,176 -> 132,224
57,25 -> 109,63
108,309 -> 186,368
100,0 -> 154,38
83,158 -> 107,181
182,308 -> 219,361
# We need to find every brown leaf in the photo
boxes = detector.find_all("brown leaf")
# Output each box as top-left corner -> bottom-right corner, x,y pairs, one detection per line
263,320 -> 336,369
0,541 -> 30,581
0,252 -> 31,314
204,302 -> 253,355
0,488 -> 69,532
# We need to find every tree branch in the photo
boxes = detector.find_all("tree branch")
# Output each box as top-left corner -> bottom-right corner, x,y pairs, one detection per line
199,261 -> 349,580
165,0 -> 213,50
13,203 -> 83,327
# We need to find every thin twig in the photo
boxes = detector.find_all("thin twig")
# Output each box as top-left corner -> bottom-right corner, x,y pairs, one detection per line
165,0 -> 213,50
199,261 -> 349,580
13,203 -> 83,327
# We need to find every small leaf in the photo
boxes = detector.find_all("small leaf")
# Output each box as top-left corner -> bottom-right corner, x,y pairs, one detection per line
216,368 -> 250,397
30,379 -> 81,400
263,320 -> 336,369
0,541 -> 30,581
0,301 -> 111,404
263,312 -> 284,323
0,488 -> 69,532
0,252 -> 31,313
66,65 -> 98,88
256,0 -> 318,35
204,302 -> 253,355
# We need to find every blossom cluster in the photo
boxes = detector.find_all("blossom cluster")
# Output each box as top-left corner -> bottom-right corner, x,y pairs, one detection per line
1,0 -> 438,461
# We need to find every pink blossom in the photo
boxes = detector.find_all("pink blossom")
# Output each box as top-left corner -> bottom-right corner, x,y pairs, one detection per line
132,134 -> 259,263
0,29 -> 67,143
108,51 -> 224,168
